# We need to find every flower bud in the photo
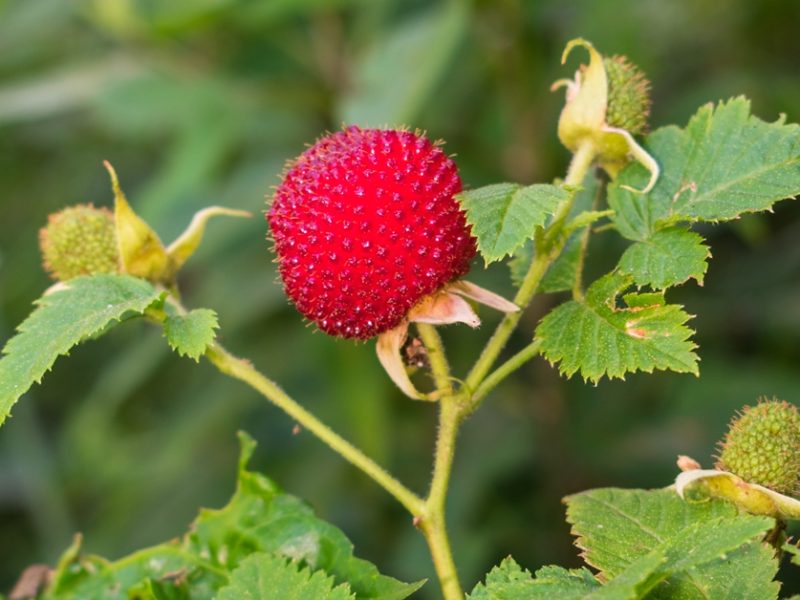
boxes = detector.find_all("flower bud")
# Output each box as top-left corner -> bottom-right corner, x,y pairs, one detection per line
552,39 -> 658,193
39,205 -> 119,281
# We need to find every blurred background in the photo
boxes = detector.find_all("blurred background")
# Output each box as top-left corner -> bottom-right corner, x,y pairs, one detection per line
2,0 -> 800,596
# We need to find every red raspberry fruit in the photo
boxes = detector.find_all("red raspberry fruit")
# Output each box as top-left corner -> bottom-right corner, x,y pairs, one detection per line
268,127 -> 477,340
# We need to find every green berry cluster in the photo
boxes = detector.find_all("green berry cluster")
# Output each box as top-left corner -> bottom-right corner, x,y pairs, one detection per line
39,204 -> 119,281
715,398 -> 800,495
604,55 -> 651,135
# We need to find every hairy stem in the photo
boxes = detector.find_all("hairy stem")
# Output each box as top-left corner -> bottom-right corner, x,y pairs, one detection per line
204,342 -> 425,516
416,322 -> 453,395
470,339 -> 542,410
421,396 -> 465,600
571,178 -> 603,301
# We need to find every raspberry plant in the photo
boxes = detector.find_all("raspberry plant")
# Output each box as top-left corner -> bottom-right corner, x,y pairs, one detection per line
3,38 -> 800,599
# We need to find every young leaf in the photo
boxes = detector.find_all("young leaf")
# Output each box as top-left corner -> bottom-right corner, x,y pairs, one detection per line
215,553 -> 355,600
610,97 -> 800,241
0,274 -> 163,426
566,488 -> 780,600
617,227 -> 710,289
164,308 -> 219,361
534,272 -> 698,382
468,559 -> 600,599
458,183 -> 569,264
44,433 -> 422,600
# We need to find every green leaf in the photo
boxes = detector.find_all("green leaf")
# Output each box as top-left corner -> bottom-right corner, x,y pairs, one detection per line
617,227 -> 710,289
0,274 -> 163,426
164,308 -> 219,361
610,97 -> 800,241
44,545 -> 225,600
187,433 -> 423,599
783,542 -> 800,566
535,272 -> 698,382
215,553 -> 355,600
508,175 -> 603,292
45,433 -> 422,600
588,552 -> 666,600
459,183 -> 569,264
338,2 -> 467,125
565,488 -> 780,600
468,559 -> 600,599
468,555 -> 669,600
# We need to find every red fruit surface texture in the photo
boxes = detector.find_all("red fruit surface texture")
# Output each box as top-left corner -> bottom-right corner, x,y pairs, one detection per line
268,127 -> 477,339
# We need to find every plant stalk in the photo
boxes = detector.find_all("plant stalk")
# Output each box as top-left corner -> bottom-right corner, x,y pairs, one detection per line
416,323 -> 454,396
421,396 -> 465,600
204,342 -> 426,517
464,141 -> 597,396
470,339 -> 542,410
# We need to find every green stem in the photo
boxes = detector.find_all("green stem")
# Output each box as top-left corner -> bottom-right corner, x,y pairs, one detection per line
548,141 -> 598,234
204,342 -> 425,516
464,249 -> 550,392
464,141 -> 597,395
571,178 -> 602,301
416,322 -> 453,395
470,340 -> 542,410
420,397 -> 465,600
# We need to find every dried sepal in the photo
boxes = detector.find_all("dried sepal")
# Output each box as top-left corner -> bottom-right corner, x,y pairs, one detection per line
375,280 -> 517,400
675,463 -> 800,521
376,321 -> 428,401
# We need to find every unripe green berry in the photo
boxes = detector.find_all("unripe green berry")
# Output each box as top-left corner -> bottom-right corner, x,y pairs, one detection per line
715,398 -> 800,495
603,55 -> 651,135
39,205 -> 119,281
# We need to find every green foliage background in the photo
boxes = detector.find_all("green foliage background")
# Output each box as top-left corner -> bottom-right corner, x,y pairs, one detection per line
1,0 -> 800,596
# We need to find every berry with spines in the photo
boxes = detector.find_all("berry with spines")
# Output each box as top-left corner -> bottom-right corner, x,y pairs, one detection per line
603,55 -> 651,135
268,126 -> 477,340
715,397 -> 800,495
39,204 -> 119,281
